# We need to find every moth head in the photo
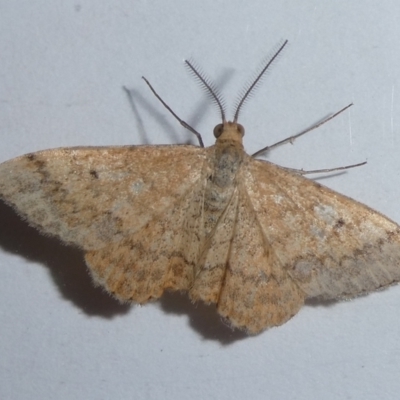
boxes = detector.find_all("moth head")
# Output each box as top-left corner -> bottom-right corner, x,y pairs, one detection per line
213,122 -> 245,140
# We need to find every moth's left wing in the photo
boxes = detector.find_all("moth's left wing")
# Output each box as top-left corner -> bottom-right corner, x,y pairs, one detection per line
0,145 -> 207,250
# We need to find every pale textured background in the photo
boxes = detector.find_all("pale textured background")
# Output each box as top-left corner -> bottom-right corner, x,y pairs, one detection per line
1,1 -> 400,399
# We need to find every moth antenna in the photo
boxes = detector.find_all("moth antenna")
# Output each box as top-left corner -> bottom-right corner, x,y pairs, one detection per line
233,40 -> 288,123
185,60 -> 226,123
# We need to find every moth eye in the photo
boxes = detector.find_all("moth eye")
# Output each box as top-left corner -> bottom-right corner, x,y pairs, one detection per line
213,124 -> 224,138
237,124 -> 245,137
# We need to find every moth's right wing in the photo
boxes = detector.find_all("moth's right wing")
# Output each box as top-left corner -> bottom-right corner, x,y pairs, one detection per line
245,158 -> 400,300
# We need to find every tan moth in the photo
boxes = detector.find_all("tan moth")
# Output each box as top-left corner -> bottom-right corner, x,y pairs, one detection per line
1,40 -> 400,334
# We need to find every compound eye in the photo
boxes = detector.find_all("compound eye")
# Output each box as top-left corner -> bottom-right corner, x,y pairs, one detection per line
213,124 -> 224,138
237,124 -> 245,137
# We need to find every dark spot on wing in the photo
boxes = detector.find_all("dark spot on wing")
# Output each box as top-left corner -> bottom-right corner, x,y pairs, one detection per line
334,218 -> 345,229
90,170 -> 99,179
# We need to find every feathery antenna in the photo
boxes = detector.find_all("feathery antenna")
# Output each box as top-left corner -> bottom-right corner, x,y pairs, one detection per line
185,60 -> 226,123
233,40 -> 288,123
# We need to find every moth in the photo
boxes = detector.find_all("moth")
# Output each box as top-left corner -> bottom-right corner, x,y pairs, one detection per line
1,40 -> 400,334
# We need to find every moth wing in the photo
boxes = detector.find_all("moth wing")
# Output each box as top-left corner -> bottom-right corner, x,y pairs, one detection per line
215,183 -> 305,334
84,174 -> 210,303
0,145 -> 207,250
246,159 -> 400,300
